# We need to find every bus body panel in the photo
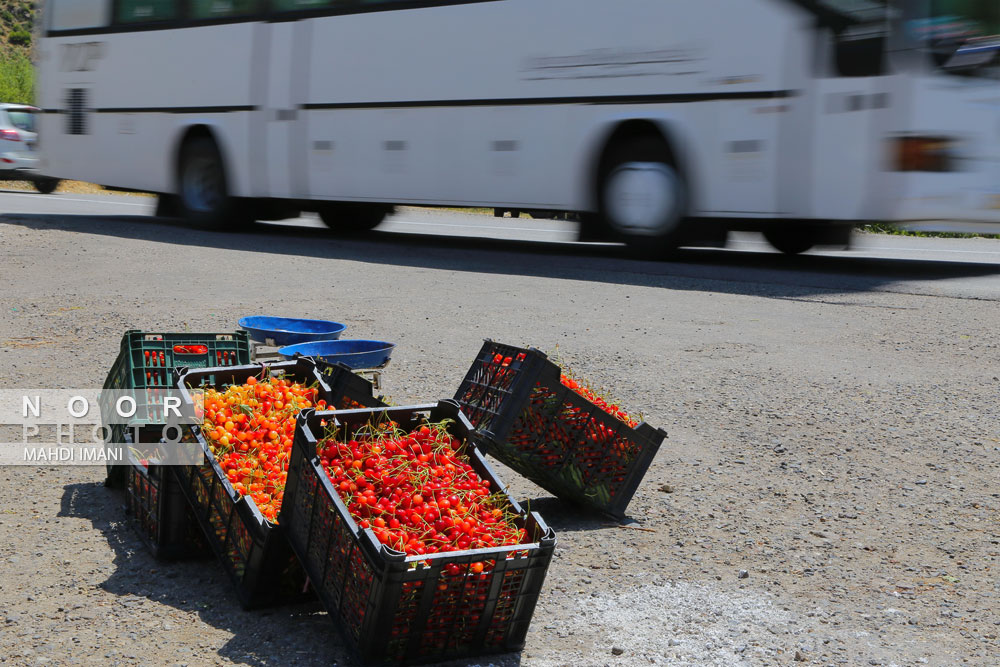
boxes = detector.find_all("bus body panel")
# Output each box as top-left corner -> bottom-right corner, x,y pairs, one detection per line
36,24 -> 259,197
36,0 -> 810,214
33,0 -> 1000,234
297,0 -> 804,213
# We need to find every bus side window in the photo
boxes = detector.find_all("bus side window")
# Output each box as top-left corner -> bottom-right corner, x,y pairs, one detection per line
834,31 -> 886,76
116,0 -> 178,23
189,0 -> 263,19
50,0 -> 111,31
271,0 -> 339,12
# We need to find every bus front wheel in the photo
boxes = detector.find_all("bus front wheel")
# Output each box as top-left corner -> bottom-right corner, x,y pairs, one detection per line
597,136 -> 687,257
177,136 -> 242,229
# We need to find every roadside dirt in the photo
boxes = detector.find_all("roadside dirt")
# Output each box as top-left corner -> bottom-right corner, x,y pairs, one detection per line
0,181 -> 152,196
0,216 -> 997,667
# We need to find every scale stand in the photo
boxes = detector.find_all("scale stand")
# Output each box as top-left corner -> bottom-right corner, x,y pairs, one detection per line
249,341 -> 284,364
250,341 -> 390,390
355,361 -> 389,391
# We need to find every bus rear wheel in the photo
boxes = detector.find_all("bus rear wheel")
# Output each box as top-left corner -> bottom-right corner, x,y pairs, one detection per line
597,136 -> 688,257
763,228 -> 817,255
317,203 -> 391,234
177,136 -> 242,229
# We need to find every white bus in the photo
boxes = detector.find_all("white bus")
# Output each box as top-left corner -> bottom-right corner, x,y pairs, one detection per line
34,0 -> 1000,255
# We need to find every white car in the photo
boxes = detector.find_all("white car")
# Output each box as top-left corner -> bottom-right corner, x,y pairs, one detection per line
0,103 -> 59,194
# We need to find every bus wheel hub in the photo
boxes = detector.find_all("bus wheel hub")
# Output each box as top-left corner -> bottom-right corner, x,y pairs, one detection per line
605,161 -> 679,235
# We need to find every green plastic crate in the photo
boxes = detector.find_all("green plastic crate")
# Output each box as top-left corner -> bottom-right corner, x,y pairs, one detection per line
100,330 -> 251,488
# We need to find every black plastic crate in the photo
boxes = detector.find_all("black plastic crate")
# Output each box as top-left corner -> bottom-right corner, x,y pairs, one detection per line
454,340 -> 666,519
173,358 -> 325,608
101,330 -> 250,489
172,443 -> 311,609
123,427 -> 210,560
282,400 -> 556,666
314,360 -> 388,411
173,357 -> 383,609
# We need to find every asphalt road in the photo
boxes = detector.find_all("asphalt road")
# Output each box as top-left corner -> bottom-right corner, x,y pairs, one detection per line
2,189 -> 1000,302
2,189 -> 1000,666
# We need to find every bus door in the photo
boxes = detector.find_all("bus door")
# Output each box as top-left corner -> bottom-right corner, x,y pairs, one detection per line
715,101 -> 782,215
804,77 -> 892,220
254,18 -> 311,199
799,6 -> 896,222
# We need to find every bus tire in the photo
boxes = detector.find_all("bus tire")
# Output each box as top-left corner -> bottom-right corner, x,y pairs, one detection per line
763,228 -> 816,255
578,212 -> 613,241
597,135 -> 687,257
317,203 -> 391,234
155,194 -> 180,217
176,135 -> 243,229
33,178 -> 59,194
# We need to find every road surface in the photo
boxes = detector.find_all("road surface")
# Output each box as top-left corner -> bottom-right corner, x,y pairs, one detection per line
2,189 -> 1000,302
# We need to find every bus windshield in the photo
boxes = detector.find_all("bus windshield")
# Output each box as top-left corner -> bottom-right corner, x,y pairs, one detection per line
928,1 -> 1000,35
818,0 -> 887,24
911,1 -> 1000,75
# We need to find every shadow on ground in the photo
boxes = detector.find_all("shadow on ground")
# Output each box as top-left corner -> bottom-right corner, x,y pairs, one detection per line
520,496 -> 631,534
57,481 -> 523,667
4,211 -> 998,300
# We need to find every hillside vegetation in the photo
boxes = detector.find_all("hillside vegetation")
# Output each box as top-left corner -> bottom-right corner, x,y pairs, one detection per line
0,0 -> 36,104
1,0 -> 34,48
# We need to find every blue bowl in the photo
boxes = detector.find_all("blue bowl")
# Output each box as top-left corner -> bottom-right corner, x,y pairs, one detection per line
238,316 -> 346,346
278,339 -> 395,370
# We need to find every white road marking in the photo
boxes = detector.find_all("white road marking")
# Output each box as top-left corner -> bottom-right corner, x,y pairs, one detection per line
731,238 -> 1000,256
852,245 -> 1000,256
0,192 -> 150,207
385,219 -> 565,234
389,222 -> 1000,257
